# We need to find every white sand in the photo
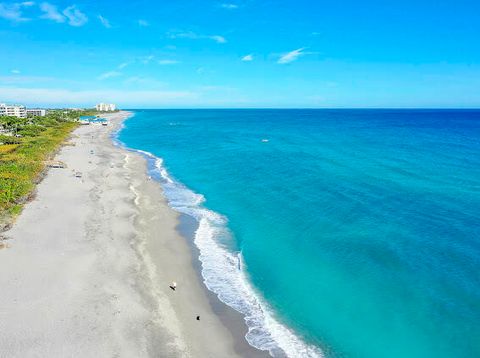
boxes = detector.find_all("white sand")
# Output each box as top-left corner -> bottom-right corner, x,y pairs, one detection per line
0,112 -> 266,358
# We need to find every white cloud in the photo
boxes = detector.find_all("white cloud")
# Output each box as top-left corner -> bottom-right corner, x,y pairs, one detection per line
209,35 -> 226,43
98,71 -> 121,80
241,54 -> 253,62
62,5 -> 87,26
158,59 -> 179,65
39,3 -> 91,27
220,3 -> 238,9
278,48 -> 307,64
0,1 -> 34,22
138,19 -> 148,27
168,31 -> 197,40
97,14 -> 111,28
117,62 -> 129,69
39,2 -> 64,22
169,31 -> 227,44
11,69 -> 21,74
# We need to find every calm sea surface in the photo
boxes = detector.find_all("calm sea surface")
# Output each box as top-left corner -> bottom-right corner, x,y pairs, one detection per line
118,109 -> 480,357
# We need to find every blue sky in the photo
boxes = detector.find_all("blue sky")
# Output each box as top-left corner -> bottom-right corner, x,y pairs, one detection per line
1,0 -> 480,108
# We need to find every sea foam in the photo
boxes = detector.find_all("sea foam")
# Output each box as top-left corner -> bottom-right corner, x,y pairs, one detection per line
131,149 -> 324,358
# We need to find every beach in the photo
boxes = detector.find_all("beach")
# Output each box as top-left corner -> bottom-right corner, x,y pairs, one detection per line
0,111 -> 266,358
115,109 -> 480,358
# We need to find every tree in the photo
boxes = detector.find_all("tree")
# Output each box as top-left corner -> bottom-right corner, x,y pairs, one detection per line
0,116 -> 28,134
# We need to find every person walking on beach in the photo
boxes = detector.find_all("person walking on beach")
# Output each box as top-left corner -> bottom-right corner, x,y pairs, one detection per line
170,281 -> 177,291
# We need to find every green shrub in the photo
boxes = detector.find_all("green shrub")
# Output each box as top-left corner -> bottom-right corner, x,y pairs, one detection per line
0,135 -> 21,144
17,124 -> 46,137
0,121 -> 78,225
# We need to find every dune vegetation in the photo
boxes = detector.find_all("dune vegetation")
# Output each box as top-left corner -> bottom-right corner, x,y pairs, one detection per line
0,110 -> 94,228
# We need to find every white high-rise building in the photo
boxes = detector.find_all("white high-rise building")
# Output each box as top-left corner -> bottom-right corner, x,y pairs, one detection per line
95,103 -> 116,112
0,103 -> 27,118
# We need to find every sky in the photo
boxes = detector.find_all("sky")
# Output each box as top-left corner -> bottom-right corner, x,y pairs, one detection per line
1,0 -> 480,108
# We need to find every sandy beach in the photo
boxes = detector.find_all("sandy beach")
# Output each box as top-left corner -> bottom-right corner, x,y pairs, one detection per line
0,111 -> 266,358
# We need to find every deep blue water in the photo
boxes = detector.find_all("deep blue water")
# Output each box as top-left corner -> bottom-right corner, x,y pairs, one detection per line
118,109 -> 480,357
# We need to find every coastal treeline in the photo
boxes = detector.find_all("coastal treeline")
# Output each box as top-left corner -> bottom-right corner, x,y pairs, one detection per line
0,110 -> 93,228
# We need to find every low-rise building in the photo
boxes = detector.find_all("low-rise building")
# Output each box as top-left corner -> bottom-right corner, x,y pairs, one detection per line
27,108 -> 47,117
95,103 -> 116,112
0,103 -> 27,118
26,109 -> 47,117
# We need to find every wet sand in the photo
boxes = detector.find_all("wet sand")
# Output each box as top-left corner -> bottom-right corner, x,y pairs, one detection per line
0,111 -> 267,357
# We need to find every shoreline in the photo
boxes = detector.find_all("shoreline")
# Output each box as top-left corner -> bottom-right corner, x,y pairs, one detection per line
115,113 -> 269,357
125,117 -> 322,358
0,111 -> 267,357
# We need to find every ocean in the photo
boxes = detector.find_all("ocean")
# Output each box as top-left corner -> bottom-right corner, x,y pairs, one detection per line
117,109 -> 480,357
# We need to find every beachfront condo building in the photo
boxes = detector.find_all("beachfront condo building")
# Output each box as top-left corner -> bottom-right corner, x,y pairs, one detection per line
26,109 -> 47,117
0,103 -> 27,118
96,103 -> 117,112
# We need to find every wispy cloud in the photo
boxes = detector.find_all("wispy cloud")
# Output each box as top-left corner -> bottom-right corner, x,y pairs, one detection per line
110,56 -> 160,74
241,54 -> 253,62
62,5 -> 87,26
209,35 -> 226,43
197,85 -> 237,92
220,3 -> 238,9
97,62 -> 131,80
98,71 -> 121,80
0,75 -> 58,85
278,48 -> 307,64
168,31 -> 227,44
139,55 -> 154,64
97,14 -> 111,28
138,19 -> 148,27
0,1 -> 34,22
39,2 -> 64,22
124,76 -> 166,88
11,69 -> 21,74
168,31 -> 195,40
158,59 -> 179,65
39,2 -> 88,26
0,87 -> 199,106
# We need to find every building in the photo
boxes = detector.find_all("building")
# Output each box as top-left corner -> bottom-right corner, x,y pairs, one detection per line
26,109 -> 47,117
0,103 -> 27,118
95,103 -> 116,112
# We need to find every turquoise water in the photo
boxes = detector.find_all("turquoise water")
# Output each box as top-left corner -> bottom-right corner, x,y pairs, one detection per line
118,109 -> 480,357
79,116 -> 107,123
